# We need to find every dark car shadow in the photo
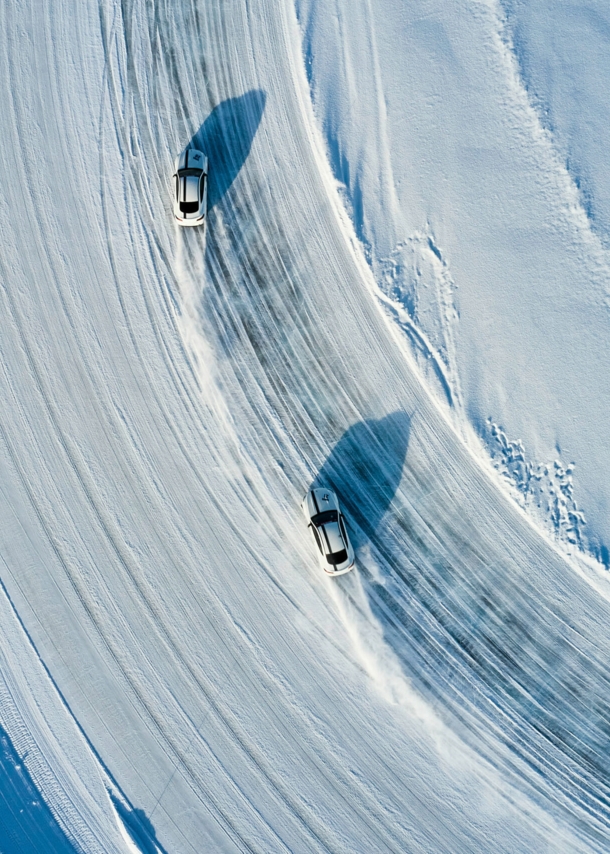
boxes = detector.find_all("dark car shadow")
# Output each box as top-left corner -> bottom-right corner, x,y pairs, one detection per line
312,412 -> 411,549
185,90 -> 266,210
110,793 -> 169,854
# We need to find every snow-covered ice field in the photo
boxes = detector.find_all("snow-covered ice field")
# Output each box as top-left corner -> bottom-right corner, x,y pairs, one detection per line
2,0 -> 610,851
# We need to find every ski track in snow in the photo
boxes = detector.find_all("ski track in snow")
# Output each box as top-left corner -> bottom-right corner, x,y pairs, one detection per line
0,0 -> 610,851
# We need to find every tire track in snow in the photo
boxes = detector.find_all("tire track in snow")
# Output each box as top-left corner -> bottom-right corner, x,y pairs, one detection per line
109,0 -> 610,847
91,5 -> 436,850
3,2 -> 422,849
1,0 -> 608,851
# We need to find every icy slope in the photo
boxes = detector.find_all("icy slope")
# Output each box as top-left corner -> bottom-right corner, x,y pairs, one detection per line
296,0 -> 610,561
502,0 -> 610,244
0,0 -> 609,851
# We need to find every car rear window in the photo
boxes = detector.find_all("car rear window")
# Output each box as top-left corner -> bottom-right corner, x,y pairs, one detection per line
179,202 -> 199,214
311,509 -> 338,526
326,549 -> 347,566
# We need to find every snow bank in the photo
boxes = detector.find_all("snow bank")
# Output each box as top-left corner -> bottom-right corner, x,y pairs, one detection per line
296,0 -> 610,564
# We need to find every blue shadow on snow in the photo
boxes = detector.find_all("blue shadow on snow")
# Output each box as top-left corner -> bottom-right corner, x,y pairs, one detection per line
186,90 -> 266,210
312,412 -> 411,549
110,792 -> 169,854
0,725 -> 80,854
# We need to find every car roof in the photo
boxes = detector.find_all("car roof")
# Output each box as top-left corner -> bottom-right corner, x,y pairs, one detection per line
320,520 -> 344,555
181,174 -> 200,202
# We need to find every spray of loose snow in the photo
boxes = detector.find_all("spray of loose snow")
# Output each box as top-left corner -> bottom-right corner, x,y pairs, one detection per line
173,226 -> 240,455
326,549 -> 453,753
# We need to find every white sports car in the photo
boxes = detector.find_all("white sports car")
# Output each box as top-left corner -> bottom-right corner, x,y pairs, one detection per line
173,148 -> 208,226
302,488 -> 355,576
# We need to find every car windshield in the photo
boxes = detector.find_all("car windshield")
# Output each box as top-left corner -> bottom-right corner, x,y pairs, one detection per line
311,509 -> 338,526
178,168 -> 203,177
179,202 -> 199,214
326,549 -> 347,566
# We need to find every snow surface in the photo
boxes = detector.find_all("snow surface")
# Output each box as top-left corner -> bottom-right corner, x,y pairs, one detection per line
1,0 -> 610,851
296,0 -> 610,563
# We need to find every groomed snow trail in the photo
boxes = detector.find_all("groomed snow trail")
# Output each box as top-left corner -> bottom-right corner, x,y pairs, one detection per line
0,0 -> 609,851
